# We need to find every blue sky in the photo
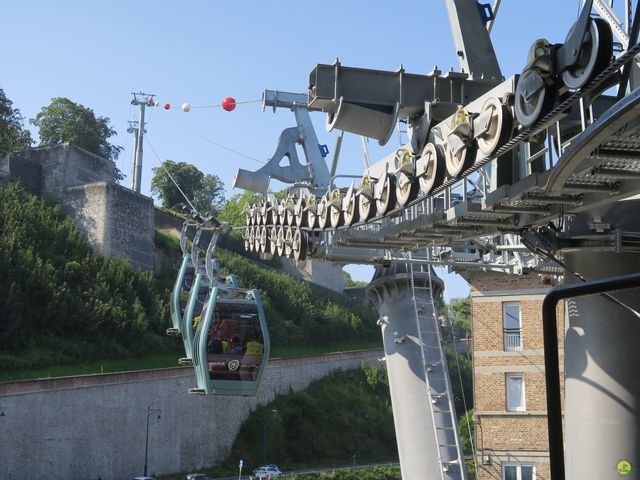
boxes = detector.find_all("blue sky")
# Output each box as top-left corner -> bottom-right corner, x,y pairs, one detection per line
1,1 -> 581,299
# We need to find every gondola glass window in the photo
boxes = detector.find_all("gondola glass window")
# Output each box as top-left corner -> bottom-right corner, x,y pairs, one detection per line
206,303 -> 265,381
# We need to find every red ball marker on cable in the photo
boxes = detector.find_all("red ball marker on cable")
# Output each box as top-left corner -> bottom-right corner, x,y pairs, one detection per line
163,103 -> 171,110
222,97 -> 236,111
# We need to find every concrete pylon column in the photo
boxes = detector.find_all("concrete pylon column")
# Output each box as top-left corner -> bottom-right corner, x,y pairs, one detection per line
561,202 -> 640,477
367,263 -> 462,480
563,251 -> 640,478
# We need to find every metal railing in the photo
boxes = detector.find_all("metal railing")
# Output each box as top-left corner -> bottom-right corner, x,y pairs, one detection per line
503,329 -> 523,351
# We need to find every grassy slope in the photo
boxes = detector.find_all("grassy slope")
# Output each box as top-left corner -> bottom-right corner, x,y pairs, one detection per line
0,188 -> 380,381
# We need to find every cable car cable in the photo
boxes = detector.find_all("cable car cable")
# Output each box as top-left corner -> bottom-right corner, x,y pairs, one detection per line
166,115 -> 266,165
144,134 -> 200,215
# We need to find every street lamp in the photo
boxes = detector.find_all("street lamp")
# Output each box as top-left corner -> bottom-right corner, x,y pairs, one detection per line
143,405 -> 161,477
262,409 -> 278,464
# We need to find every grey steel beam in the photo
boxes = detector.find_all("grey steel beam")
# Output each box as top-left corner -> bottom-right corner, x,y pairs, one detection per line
444,0 -> 502,79
308,62 -> 498,116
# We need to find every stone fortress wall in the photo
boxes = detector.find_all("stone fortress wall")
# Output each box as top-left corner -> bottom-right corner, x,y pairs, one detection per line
0,143 -> 155,270
0,350 -> 382,480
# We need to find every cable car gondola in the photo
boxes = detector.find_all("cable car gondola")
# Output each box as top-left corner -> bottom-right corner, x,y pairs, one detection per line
180,226 -> 239,366
190,286 -> 269,396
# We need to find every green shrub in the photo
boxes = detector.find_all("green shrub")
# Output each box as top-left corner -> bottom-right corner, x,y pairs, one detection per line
0,183 -> 173,371
218,366 -> 397,474
215,248 -> 379,348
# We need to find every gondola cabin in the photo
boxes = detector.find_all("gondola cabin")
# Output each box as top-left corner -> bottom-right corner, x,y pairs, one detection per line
180,272 -> 240,365
190,287 -> 269,396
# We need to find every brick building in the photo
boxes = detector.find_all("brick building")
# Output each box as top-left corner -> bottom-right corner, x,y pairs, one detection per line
464,271 -> 564,480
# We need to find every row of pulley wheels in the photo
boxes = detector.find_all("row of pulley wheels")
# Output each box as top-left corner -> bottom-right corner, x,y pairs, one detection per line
244,95 -> 513,233
243,17 -> 614,247
244,225 -> 310,261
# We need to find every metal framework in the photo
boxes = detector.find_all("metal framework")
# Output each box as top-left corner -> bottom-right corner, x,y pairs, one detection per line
232,2 -> 640,478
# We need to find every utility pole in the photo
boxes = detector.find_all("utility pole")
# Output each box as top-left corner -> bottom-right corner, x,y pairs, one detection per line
127,120 -> 140,185
129,92 -> 157,193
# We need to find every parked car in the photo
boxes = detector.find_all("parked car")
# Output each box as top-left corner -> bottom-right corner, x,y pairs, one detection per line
252,465 -> 282,479
184,474 -> 209,480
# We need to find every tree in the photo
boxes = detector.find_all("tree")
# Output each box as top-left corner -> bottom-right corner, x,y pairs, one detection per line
30,97 -> 123,180
449,296 -> 472,338
151,160 -> 224,215
219,190 -> 262,226
343,270 -> 368,288
458,409 -> 476,457
0,88 -> 32,156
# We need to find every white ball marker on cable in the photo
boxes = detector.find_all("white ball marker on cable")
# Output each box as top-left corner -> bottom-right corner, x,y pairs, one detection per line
182,103 -> 191,112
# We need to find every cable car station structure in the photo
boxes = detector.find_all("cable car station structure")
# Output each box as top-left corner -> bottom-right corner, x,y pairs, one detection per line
168,1 -> 640,479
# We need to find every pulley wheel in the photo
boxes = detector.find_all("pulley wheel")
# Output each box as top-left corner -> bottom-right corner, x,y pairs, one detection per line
248,204 -> 256,226
261,202 -> 274,226
269,227 -> 278,255
318,196 -> 330,230
284,227 -> 293,258
375,173 -> 397,216
294,198 -> 307,228
277,199 -> 287,226
305,196 -> 319,230
258,226 -> 269,253
306,208 -> 318,230
445,137 -> 476,178
358,192 -> 375,223
477,97 -> 513,156
253,226 -> 261,252
343,189 -> 360,226
395,168 -> 419,207
248,227 -> 255,252
276,227 -> 285,257
244,228 -> 251,251
417,143 -> 446,194
330,204 -> 344,229
244,204 -> 252,226
292,228 -> 308,262
515,69 -> 556,128
286,205 -> 297,227
562,18 -> 613,90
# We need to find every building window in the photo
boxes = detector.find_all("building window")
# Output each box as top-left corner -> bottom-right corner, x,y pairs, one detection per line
506,373 -> 526,411
503,302 -> 522,351
503,463 -> 535,480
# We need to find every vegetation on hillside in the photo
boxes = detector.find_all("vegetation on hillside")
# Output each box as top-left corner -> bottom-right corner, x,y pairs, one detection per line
292,467 -> 401,480
0,184 -> 173,372
160,364 -> 397,479
215,248 -> 379,347
0,184 -> 379,375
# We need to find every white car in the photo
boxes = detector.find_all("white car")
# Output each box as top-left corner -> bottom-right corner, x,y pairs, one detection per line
252,465 -> 283,479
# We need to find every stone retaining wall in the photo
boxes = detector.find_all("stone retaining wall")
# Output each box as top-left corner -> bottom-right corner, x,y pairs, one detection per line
0,349 -> 383,480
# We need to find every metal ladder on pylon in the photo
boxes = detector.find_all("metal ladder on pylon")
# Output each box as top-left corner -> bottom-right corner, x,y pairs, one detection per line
407,250 -> 466,480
